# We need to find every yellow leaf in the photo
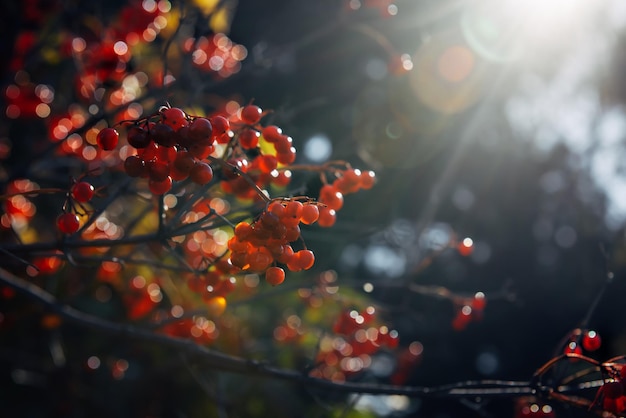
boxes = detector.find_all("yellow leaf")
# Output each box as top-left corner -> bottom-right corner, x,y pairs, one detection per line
192,0 -> 219,15
209,1 -> 237,34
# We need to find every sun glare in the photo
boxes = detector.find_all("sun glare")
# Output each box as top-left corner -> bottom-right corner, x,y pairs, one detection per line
462,0 -> 595,62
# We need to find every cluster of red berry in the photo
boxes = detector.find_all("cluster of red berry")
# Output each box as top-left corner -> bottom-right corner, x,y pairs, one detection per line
310,306 -> 399,382
316,167 -> 376,227
104,106 -> 223,194
228,199 -> 321,285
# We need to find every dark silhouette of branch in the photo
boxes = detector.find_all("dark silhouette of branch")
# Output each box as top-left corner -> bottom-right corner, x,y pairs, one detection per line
0,265 -> 609,406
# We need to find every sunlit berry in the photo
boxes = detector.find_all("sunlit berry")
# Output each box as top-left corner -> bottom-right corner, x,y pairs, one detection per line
300,204 -> 320,225
240,104 -> 262,124
211,115 -> 230,135
238,128 -> 260,149
265,266 -> 286,286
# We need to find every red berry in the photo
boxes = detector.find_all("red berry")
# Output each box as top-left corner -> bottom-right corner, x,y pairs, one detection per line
124,155 -> 147,177
257,155 -> 278,173
173,151 -> 196,175
317,207 -> 336,227
265,266 -> 286,286
57,213 -> 80,234
190,162 -> 214,185
151,123 -> 177,147
211,115 -> 230,135
148,176 -> 172,195
188,117 -> 213,141
359,170 -> 376,189
71,181 -> 95,203
161,107 -> 188,131
240,104 -> 262,124
96,128 -> 119,150
300,204 -> 320,225
261,125 -> 283,142
582,330 -> 602,352
238,128 -> 260,149
127,126 -> 151,148
147,159 -> 170,181
319,184 -> 343,211
294,249 -> 315,270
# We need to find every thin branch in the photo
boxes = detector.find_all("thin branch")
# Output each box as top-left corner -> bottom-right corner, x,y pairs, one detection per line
0,265 -> 539,399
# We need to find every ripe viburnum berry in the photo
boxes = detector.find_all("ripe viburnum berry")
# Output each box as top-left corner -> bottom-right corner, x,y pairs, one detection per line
190,162 -> 214,185
96,128 -> 119,150
161,107 -> 188,131
265,266 -> 286,286
188,117 -> 213,141
71,181 -> 95,203
57,213 -> 80,234
582,330 -> 602,351
300,204 -> 320,225
240,104 -> 262,125
148,176 -> 172,195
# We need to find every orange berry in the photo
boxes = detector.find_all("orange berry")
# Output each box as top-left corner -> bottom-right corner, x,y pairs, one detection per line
295,249 -> 315,270
265,266 -> 286,286
300,204 -> 320,225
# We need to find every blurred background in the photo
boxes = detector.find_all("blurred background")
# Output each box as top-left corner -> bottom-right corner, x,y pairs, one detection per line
3,0 -> 626,417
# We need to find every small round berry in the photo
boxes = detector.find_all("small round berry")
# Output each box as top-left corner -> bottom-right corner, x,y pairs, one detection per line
265,266 -> 286,286
151,123 -> 177,147
190,162 -> 214,185
161,107 -> 188,131
148,176 -> 172,195
124,155 -> 147,177
71,181 -> 95,203
317,207 -> 336,227
148,159 -> 170,181
359,170 -> 376,189
96,128 -> 119,150
295,249 -> 315,270
188,117 -> 213,141
240,104 -> 263,125
257,155 -> 278,173
127,126 -> 151,148
300,204 -> 320,225
261,125 -> 283,142
582,330 -> 602,352
210,115 -> 230,136
238,129 -> 260,149
173,151 -> 196,175
319,184 -> 343,211
57,213 -> 80,234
